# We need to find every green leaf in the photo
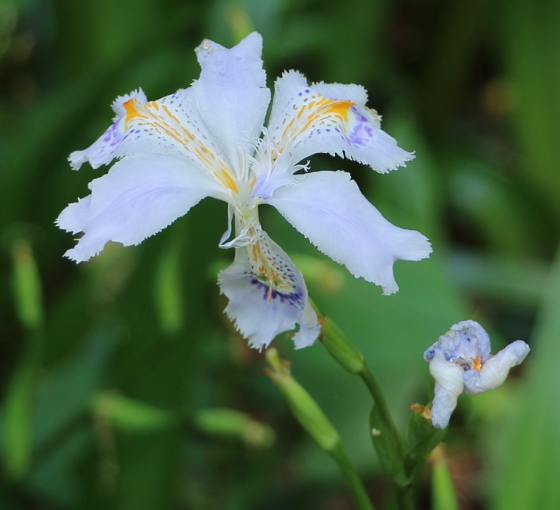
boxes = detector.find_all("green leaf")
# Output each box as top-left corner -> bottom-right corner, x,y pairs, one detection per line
369,405 -> 408,487
2,240 -> 45,480
503,0 -> 560,217
431,448 -> 459,510
490,246 -> 560,510
26,328 -> 117,506
404,409 -> 445,478
2,361 -> 35,480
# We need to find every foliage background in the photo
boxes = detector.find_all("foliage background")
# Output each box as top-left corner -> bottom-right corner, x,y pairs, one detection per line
1,0 -> 559,508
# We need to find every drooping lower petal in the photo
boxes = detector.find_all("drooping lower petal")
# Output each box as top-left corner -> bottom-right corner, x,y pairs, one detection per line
57,153 -> 224,262
218,230 -> 320,350
264,71 -> 413,176
267,171 -> 431,295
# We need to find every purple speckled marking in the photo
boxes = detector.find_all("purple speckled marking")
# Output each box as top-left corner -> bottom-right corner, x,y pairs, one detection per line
250,278 -> 305,307
424,348 -> 435,361
352,106 -> 367,123
94,122 -> 125,161
348,108 -> 374,147
102,122 -> 122,147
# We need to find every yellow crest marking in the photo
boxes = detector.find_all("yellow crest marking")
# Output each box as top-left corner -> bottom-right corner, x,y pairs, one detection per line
120,98 -> 239,194
281,96 -> 356,141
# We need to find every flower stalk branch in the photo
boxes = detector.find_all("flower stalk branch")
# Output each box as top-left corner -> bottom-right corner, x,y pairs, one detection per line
265,348 -> 375,510
314,303 -> 414,509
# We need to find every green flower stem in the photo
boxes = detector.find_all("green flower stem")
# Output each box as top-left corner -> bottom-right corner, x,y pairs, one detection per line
360,365 -> 408,464
313,302 -> 413,509
265,348 -> 375,510
330,442 -> 376,510
315,306 -> 407,457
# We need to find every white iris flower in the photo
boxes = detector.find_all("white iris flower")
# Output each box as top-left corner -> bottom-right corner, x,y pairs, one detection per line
424,320 -> 530,428
57,33 -> 431,349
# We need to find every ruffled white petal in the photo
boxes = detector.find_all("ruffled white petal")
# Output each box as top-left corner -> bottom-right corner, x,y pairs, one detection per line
311,81 -> 370,109
267,171 -> 431,295
194,32 -> 271,176
264,70 -> 413,177
70,88 -> 151,170
68,88 -> 241,197
218,230 -> 320,350
111,88 -> 148,120
57,153 -> 224,262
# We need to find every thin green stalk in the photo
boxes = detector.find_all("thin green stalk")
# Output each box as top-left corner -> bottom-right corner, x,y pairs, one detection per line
313,302 -> 413,509
265,348 -> 376,510
331,443 -> 376,510
314,303 -> 403,440
361,363 -> 413,509
359,364 -> 407,462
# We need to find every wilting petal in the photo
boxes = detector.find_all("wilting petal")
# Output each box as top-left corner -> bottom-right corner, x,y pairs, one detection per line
194,32 -> 271,175
218,231 -> 320,350
425,320 -> 530,428
69,88 -> 240,196
267,171 -> 431,295
265,71 -> 413,175
428,356 -> 465,429
463,340 -> 530,395
424,320 -> 492,366
57,153 -> 224,262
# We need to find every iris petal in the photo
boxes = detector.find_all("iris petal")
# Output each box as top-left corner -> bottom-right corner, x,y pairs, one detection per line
194,32 -> 271,176
69,88 -> 240,196
218,230 -> 320,350
264,71 -> 413,178
268,171 -> 431,294
57,153 -> 223,262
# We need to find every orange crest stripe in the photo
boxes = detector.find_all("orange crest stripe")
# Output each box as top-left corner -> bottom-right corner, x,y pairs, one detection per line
120,98 -> 239,193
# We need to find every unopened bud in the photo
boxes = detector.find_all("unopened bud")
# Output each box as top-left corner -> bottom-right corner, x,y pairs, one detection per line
12,240 -> 43,331
194,408 -> 275,448
318,314 -> 365,374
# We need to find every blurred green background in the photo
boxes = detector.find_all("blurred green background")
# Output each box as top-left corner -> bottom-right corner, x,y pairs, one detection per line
1,0 -> 559,509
